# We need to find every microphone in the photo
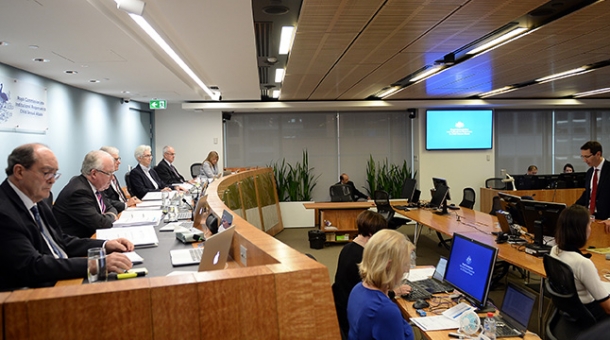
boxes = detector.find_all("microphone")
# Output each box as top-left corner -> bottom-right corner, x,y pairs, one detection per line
182,198 -> 193,210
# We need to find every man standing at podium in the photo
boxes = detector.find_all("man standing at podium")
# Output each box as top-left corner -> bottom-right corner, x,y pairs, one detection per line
576,141 -> 610,232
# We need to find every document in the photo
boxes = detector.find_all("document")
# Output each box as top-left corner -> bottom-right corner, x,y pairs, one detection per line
410,303 -> 475,331
135,200 -> 163,208
142,192 -> 164,201
404,267 -> 435,281
113,210 -> 162,227
123,251 -> 144,264
96,225 -> 159,248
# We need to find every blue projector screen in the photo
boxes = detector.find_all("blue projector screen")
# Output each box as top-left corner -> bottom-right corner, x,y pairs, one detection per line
426,109 -> 493,150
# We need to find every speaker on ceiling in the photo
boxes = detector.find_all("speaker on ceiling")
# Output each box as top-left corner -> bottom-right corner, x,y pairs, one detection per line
407,108 -> 417,119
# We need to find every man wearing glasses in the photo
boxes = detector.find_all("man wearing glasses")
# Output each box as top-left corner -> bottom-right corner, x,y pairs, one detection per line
0,143 -> 133,291
129,144 -> 174,199
576,141 -> 610,232
155,145 -> 190,185
100,146 -> 140,213
53,150 -> 118,238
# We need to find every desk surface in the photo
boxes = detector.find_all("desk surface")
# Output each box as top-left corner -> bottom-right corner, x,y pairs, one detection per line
303,201 -> 375,209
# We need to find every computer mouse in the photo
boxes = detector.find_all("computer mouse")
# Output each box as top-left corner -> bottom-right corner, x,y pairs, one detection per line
412,299 -> 429,309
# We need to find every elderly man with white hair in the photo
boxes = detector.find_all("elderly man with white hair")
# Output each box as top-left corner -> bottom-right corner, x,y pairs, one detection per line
128,145 -> 175,199
100,146 -> 140,213
53,149 -> 118,238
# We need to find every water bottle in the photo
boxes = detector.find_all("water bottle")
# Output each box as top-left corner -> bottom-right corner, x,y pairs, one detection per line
410,249 -> 417,269
483,312 -> 496,340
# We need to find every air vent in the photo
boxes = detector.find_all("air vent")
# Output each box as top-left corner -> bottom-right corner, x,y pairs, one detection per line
262,6 -> 289,15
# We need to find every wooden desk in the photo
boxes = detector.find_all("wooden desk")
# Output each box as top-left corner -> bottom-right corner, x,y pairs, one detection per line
303,201 -> 375,242
479,187 -> 584,213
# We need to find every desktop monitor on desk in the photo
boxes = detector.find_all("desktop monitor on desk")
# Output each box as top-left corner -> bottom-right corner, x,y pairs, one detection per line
444,233 -> 498,312
498,192 -> 526,227
432,177 -> 451,201
401,178 -> 418,203
429,184 -> 450,215
558,172 -> 586,188
520,200 -> 566,255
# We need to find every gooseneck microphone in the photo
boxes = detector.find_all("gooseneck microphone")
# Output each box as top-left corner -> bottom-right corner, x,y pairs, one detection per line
182,198 -> 194,210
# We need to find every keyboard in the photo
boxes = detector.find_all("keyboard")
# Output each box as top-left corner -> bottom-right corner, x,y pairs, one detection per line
189,247 -> 203,262
409,279 -> 454,294
177,211 -> 192,220
401,288 -> 432,301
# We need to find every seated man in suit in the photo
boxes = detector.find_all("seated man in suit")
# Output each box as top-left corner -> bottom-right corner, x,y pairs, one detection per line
129,144 -> 175,199
53,150 -> 119,238
155,145 -> 195,185
0,143 -> 133,291
100,146 -> 140,213
337,173 -> 370,201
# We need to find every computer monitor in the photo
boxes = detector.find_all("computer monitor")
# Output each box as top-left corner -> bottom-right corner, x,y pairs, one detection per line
498,192 -> 526,227
401,178 -> 417,202
520,200 -> 566,249
558,172 -> 586,188
513,174 -> 539,190
444,233 -> 498,312
432,177 -> 451,200
429,184 -> 450,215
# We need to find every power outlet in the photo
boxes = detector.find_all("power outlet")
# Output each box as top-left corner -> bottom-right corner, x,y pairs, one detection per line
240,245 -> 247,266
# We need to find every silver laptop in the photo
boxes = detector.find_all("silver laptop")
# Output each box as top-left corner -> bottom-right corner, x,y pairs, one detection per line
170,226 -> 235,270
487,282 -> 536,338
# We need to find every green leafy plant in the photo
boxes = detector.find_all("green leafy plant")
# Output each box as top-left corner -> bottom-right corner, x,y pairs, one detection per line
270,150 -> 319,201
365,156 -> 416,198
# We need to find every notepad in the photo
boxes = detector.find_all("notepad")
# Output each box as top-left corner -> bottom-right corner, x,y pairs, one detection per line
96,225 -> 159,248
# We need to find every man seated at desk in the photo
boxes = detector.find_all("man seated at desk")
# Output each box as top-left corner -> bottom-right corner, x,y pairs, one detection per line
100,146 -> 140,213
337,173 -> 370,201
155,145 -> 195,185
129,144 -> 178,199
53,150 -> 118,238
0,143 -> 133,291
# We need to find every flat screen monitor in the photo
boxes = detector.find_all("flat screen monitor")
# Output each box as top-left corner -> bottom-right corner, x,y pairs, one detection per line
401,178 -> 417,202
444,233 -> 498,311
432,177 -> 451,201
520,200 -> 566,246
498,192 -> 525,227
558,172 -> 586,188
513,174 -> 539,190
429,184 -> 450,214
426,109 -> 493,150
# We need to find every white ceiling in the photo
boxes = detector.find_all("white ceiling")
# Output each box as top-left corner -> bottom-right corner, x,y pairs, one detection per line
1,0 -> 610,108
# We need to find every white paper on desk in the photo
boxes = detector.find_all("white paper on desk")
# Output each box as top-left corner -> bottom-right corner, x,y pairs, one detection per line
410,316 -> 460,331
159,222 -> 185,232
405,268 -> 435,281
442,302 -> 476,321
135,200 -> 163,208
113,210 -> 162,227
174,183 -> 193,191
96,225 -> 159,247
142,192 -> 164,200
124,251 -> 144,264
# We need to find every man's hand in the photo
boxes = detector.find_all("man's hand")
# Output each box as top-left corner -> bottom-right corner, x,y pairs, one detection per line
602,219 -> 610,233
105,253 -> 133,274
126,197 -> 141,207
105,238 -> 135,253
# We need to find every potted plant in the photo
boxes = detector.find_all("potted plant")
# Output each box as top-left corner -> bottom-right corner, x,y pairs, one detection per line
365,155 -> 416,198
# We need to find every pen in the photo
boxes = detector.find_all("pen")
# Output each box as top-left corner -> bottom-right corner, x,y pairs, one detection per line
117,271 -> 146,280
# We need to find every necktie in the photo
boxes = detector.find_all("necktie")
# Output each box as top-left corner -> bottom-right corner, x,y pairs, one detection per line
113,175 -> 127,202
590,168 -> 599,215
31,205 -> 66,258
170,164 -> 181,179
95,191 -> 106,212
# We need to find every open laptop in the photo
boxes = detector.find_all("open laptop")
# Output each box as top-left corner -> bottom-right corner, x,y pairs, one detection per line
485,282 -> 536,338
217,209 -> 233,232
407,257 -> 454,294
170,226 -> 235,269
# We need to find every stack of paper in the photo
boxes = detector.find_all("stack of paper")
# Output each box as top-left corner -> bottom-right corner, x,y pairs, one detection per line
96,225 -> 159,248
410,302 -> 475,331
113,210 -> 162,227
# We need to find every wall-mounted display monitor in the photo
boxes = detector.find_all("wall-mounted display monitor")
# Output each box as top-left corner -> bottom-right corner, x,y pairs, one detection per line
426,109 -> 493,150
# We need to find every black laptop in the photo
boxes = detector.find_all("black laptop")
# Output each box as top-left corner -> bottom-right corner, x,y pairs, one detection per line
408,257 -> 454,294
484,282 -> 536,338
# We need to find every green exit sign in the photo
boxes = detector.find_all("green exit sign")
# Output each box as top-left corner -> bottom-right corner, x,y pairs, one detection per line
149,99 -> 167,109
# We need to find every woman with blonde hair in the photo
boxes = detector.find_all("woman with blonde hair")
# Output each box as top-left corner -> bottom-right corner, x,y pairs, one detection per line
200,151 -> 221,180
347,229 -> 415,340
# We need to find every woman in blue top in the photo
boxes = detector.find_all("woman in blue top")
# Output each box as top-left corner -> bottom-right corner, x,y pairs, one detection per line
347,229 -> 415,340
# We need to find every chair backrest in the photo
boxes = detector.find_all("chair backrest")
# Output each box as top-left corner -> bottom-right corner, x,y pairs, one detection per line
485,177 -> 506,190
190,162 -> 202,179
489,196 -> 503,215
374,190 -> 394,220
543,255 -> 597,328
459,187 -> 476,209
329,184 -> 353,202
124,171 -> 133,197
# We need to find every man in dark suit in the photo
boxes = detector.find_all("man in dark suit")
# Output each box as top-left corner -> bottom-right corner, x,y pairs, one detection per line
53,150 -> 119,238
337,173 -> 370,201
129,144 -> 174,199
0,143 -> 133,291
100,146 -> 140,213
155,145 -> 190,184
575,141 -> 610,232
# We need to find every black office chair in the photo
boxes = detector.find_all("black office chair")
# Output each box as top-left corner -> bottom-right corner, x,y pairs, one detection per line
374,190 -> 409,229
543,254 -> 597,340
124,171 -> 133,197
190,162 -> 202,179
437,187 -> 477,249
489,196 -> 503,215
206,213 -> 219,234
485,178 -> 506,190
330,184 -> 354,202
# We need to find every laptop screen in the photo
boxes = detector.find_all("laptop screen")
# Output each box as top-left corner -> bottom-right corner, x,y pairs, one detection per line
501,283 -> 536,328
432,257 -> 448,281
219,210 -> 233,232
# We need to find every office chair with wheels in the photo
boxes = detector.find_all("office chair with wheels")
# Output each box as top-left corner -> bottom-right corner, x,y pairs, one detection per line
124,171 -> 133,197
489,196 -> 503,215
437,187 -> 476,249
374,190 -> 409,229
485,178 -> 506,190
329,184 -> 354,202
543,254 -> 597,340
190,162 -> 202,179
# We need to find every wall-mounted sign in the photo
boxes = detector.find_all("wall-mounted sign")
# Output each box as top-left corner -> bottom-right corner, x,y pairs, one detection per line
0,76 -> 48,133
149,99 -> 167,110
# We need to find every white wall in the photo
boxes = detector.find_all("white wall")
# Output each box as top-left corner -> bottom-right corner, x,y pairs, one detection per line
415,112 -> 494,210
153,104 -> 223,179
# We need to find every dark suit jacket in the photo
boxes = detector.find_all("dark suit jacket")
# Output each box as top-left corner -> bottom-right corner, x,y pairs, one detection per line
53,175 -> 117,238
155,159 -> 185,184
576,159 -> 610,219
336,181 -> 368,201
129,164 -> 167,199
0,179 -> 104,291
103,174 -> 127,213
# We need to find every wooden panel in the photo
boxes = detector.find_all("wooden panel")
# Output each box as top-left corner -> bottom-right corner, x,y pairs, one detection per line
149,275 -> 201,340
479,187 -> 584,213
585,220 -> 610,248
0,292 -> 8,338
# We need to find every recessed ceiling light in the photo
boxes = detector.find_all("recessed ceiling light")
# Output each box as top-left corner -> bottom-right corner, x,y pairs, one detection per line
89,79 -> 100,83
33,58 -> 50,63
29,45 -> 38,49
121,90 -> 130,94
64,70 -> 78,74
0,42 -> 9,46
